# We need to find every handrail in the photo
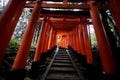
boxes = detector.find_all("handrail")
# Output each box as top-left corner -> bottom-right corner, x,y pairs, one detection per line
66,49 -> 85,80
40,47 -> 59,80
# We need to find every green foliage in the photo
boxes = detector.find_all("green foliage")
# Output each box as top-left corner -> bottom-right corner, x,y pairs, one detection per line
90,32 -> 98,48
0,38 -> 20,79
5,38 -> 20,61
0,38 -> 36,80
8,38 -> 20,48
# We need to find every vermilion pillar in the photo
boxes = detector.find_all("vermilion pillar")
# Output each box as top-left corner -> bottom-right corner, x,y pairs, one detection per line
51,30 -> 56,47
71,30 -> 74,49
76,26 -> 82,54
89,1 -> 116,74
29,18 -> 48,79
49,29 -> 54,48
43,23 -> 51,52
68,32 -> 72,46
12,2 -> 42,70
40,22 -> 49,53
70,32 -> 73,47
76,26 -> 82,53
73,29 -> 77,50
69,32 -> 73,47
54,31 -> 57,46
72,30 -> 75,48
75,27 -> 79,52
83,23 -> 93,64
48,26 -> 53,49
78,24 -> 86,55
46,25 -> 52,50
0,0 -> 26,62
34,18 -> 47,61
73,27 -> 78,51
107,0 -> 120,34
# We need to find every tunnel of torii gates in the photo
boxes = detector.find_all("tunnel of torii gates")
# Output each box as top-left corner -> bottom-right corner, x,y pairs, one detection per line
0,0 -> 120,79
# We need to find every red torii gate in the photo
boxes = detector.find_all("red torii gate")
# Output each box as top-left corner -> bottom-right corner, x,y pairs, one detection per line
0,0 -> 119,79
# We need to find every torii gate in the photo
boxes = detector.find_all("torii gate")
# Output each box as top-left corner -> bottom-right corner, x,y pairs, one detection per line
0,0 -> 119,80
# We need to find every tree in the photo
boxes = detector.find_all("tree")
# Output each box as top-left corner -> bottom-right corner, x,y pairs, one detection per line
13,8 -> 31,40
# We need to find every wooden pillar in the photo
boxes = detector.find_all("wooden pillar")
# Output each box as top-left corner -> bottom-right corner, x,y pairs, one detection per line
75,27 -> 79,51
68,32 -> 72,46
107,0 -> 120,34
78,24 -> 86,55
29,18 -> 48,79
49,29 -> 53,49
40,22 -> 49,53
43,23 -> 51,52
52,30 -> 57,47
12,2 -> 42,70
89,1 -> 116,74
71,30 -> 75,50
48,26 -> 53,50
76,26 -> 81,53
50,29 -> 55,48
72,29 -> 75,50
69,32 -> 72,47
73,28 -> 77,50
54,31 -> 57,46
0,0 -> 26,62
75,26 -> 80,53
83,23 -> 93,64
46,25 -> 52,50
34,18 -> 47,62
74,27 -> 79,52
76,26 -> 82,53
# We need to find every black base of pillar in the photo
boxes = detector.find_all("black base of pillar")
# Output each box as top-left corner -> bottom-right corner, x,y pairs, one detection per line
29,61 -> 40,79
87,64 -> 99,80
5,69 -> 26,80
101,73 -> 119,80
87,64 -> 119,80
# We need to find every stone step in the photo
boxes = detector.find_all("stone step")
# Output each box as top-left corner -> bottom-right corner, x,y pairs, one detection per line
50,66 -> 76,72
55,57 -> 70,60
56,54 -> 68,56
56,53 -> 68,55
46,71 -> 80,80
57,52 -> 66,53
55,56 -> 69,58
52,63 -> 73,67
54,60 -> 72,63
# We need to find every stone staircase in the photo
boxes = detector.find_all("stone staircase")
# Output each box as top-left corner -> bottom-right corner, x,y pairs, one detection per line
25,46 -> 119,80
41,48 -> 81,80
46,49 -> 80,80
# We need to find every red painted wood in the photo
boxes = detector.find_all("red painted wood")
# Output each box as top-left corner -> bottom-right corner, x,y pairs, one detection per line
76,26 -> 82,54
89,1 -> 116,74
83,23 -> 93,64
74,27 -> 79,52
34,19 -> 47,62
0,0 -> 26,62
43,23 -> 51,52
12,3 -> 41,70
40,22 -> 49,53
78,24 -> 86,55
108,0 -> 120,34
48,27 -> 53,49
